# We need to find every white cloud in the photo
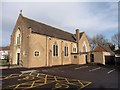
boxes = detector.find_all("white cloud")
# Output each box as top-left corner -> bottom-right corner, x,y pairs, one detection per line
2,2 -> 118,46
1,0 -> 119,2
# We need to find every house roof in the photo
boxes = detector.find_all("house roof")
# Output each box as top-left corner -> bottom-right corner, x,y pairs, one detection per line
0,46 -> 10,51
79,32 -> 84,39
93,44 -> 114,54
74,32 -> 84,39
22,15 -> 78,42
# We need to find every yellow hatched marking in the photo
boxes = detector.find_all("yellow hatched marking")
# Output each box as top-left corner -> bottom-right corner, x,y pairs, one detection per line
37,73 -> 39,77
44,75 -> 47,84
55,83 -> 69,89
19,73 -> 23,77
4,74 -> 13,79
54,76 -> 57,81
2,72 -> 92,89
78,80 -> 85,87
65,78 -> 70,84
80,82 -> 92,89
13,84 -> 20,90
29,72 -> 32,75
30,81 -> 35,88
3,74 -> 19,80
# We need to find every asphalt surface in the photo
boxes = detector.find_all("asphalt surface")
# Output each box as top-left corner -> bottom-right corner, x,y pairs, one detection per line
1,64 -> 120,90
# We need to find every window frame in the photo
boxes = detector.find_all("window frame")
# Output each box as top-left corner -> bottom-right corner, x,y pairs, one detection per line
64,46 -> 68,56
53,44 -> 58,57
16,28 -> 21,45
83,41 -> 87,52
83,45 -> 86,52
72,44 -> 77,53
34,51 -> 40,57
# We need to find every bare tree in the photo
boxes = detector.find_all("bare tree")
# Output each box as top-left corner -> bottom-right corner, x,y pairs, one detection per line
89,34 -> 115,51
112,32 -> 120,49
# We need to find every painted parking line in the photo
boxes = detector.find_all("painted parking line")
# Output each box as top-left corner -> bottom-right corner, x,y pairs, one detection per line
107,69 -> 116,74
75,66 -> 88,70
89,67 -> 101,72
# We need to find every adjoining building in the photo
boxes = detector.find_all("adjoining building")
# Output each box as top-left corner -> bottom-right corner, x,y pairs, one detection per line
114,49 -> 120,66
0,46 -> 10,60
114,49 -> 120,57
10,12 -> 90,68
87,44 -> 115,65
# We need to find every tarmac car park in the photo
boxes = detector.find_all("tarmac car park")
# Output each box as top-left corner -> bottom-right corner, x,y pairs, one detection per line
1,64 -> 120,89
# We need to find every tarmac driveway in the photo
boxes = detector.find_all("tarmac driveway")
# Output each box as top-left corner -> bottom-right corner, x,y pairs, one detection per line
40,64 -> 120,89
1,64 -> 120,89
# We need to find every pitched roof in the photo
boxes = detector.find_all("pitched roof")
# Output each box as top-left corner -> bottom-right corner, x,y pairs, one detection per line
0,46 -> 10,51
22,15 -> 77,42
79,32 -> 84,39
94,44 -> 114,54
74,32 -> 84,39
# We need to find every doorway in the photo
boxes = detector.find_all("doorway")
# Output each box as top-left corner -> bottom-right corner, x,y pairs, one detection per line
90,54 -> 94,62
85,55 -> 88,64
17,53 -> 20,65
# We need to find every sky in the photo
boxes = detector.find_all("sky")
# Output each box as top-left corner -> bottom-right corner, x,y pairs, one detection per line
1,0 -> 119,46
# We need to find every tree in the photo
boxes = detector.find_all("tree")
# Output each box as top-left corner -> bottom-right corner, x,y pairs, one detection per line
89,34 -> 115,51
106,42 -> 115,51
89,34 -> 108,50
111,32 -> 120,49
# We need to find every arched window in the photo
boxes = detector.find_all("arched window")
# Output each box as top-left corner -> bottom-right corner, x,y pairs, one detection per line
83,41 -> 87,52
53,44 -> 58,56
64,46 -> 68,56
83,45 -> 86,52
15,28 -> 21,45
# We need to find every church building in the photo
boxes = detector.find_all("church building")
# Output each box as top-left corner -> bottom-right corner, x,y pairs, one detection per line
10,12 -> 90,68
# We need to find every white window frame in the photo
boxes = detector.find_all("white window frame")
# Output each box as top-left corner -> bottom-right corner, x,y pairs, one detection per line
15,28 -> 21,45
73,44 -> 77,53
83,41 -> 87,52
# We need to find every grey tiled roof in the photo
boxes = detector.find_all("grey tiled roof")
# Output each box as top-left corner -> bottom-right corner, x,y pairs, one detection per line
22,15 -> 83,42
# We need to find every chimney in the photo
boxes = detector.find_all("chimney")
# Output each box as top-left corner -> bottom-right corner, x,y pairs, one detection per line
76,29 -> 80,53
20,10 -> 23,16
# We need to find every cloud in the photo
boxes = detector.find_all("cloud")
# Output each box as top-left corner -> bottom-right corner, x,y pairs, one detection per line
2,2 -> 118,46
1,0 -> 120,2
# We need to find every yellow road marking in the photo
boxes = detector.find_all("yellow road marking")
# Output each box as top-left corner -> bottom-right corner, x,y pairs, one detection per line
55,83 -> 69,89
4,74 -> 13,79
29,72 -> 32,75
13,84 -> 20,90
19,73 -> 23,77
37,73 -> 39,77
80,82 -> 92,89
3,74 -> 19,80
65,78 -> 70,84
30,81 -> 35,88
78,80 -> 85,87
44,75 -> 47,84
54,76 -> 57,81
2,72 -> 92,89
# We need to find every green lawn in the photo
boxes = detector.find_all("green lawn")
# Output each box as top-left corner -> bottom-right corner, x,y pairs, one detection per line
0,62 -> 10,66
